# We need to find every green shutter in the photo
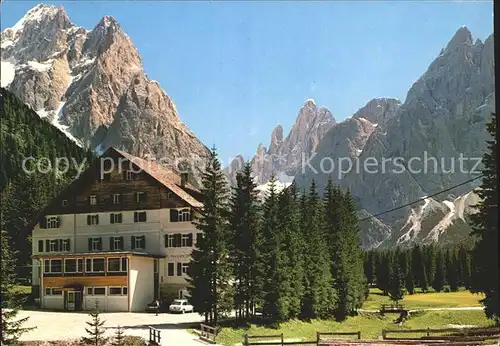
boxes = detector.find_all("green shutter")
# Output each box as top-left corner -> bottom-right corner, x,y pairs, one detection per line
88,238 -> 92,251
66,238 -> 71,251
131,236 -> 136,250
110,237 -> 115,251
98,237 -> 102,250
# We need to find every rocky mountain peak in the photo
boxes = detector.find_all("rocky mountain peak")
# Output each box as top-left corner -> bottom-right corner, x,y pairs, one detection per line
352,97 -> 401,124
446,25 -> 473,50
269,124 -> 284,155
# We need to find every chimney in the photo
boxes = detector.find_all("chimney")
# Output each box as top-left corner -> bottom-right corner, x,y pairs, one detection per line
180,172 -> 188,187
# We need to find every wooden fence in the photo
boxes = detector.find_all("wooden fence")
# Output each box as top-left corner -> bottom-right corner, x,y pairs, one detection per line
148,326 -> 161,345
382,326 -> 500,342
379,304 -> 406,313
200,323 -> 219,344
242,331 -> 361,345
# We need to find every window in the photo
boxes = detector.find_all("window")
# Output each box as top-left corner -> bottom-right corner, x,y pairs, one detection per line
86,258 -> 105,273
167,263 -> 174,276
87,214 -> 99,225
64,258 -> 83,273
134,211 -> 147,222
135,192 -> 146,203
49,240 -> 58,252
182,263 -> 189,276
110,236 -> 124,251
131,235 -> 146,250
166,191 -> 173,199
124,170 -> 135,180
181,234 -> 193,247
62,199 -> 68,207
177,263 -> 182,276
89,195 -> 97,205
166,234 -> 175,248
109,287 -> 127,296
46,216 -> 60,229
62,239 -> 70,252
45,288 -> 62,296
108,257 -> 127,272
110,213 -> 122,224
112,194 -> 121,205
89,237 -> 102,251
170,209 -> 191,222
44,259 -> 62,273
87,287 -> 106,296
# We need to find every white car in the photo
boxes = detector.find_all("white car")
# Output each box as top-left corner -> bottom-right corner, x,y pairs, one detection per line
169,299 -> 194,313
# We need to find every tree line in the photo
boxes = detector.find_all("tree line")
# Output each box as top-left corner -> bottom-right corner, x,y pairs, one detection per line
188,150 -> 366,326
363,243 -> 473,302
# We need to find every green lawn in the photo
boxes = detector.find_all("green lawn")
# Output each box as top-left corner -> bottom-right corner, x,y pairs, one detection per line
361,288 -> 485,310
216,310 -> 494,346
215,289 -> 489,346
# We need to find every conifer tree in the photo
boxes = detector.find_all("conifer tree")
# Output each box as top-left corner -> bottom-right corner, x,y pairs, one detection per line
432,249 -> 446,292
446,248 -> 459,292
188,147 -> 232,325
229,162 -> 262,320
110,326 -> 126,346
0,230 -> 34,344
300,180 -> 336,320
405,250 -> 415,295
277,183 -> 304,319
458,245 -> 472,289
470,112 -> 499,322
80,302 -> 108,346
388,251 -> 406,304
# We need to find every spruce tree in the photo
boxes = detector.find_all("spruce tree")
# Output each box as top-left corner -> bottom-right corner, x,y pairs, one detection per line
229,162 -> 262,320
446,248 -> 459,292
300,180 -> 336,320
0,230 -> 34,344
111,326 -> 126,346
388,250 -> 406,304
80,302 -> 108,346
470,112 -> 499,323
405,250 -> 415,295
277,183 -> 304,319
188,147 -> 232,325
432,249 -> 446,292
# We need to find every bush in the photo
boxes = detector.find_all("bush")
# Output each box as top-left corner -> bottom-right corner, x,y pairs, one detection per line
443,285 -> 451,293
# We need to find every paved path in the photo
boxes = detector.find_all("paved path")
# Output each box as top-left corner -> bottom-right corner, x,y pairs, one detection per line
17,310 -> 222,346
358,306 -> 484,313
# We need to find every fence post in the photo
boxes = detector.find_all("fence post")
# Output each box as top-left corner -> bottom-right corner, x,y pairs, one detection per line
281,333 -> 284,345
157,329 -> 161,345
357,331 -> 361,339
244,333 -> 248,346
316,331 -> 320,344
427,327 -> 430,337
382,330 -> 386,340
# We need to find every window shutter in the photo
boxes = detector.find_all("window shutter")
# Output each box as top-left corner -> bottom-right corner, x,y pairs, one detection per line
131,236 -> 136,250
174,234 -> 181,248
110,214 -> 114,224
134,192 -> 138,202
46,240 -> 50,251
142,235 -> 146,249
170,209 -> 178,222
143,212 -> 147,222
56,216 -> 61,228
187,233 -> 193,247
164,235 -> 168,247
119,236 -> 124,250
133,212 -> 138,223
143,192 -> 147,201
38,240 -> 44,252
87,215 -> 91,225
66,238 -> 70,252
98,238 -> 103,250
118,213 -> 122,223
96,215 -> 99,225
177,263 -> 182,276
122,171 -> 127,180
88,238 -> 92,251
110,237 -> 115,251
58,239 -> 63,252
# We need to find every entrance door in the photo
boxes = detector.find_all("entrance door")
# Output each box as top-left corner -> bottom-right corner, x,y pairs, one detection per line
67,291 -> 75,311
74,291 -> 82,311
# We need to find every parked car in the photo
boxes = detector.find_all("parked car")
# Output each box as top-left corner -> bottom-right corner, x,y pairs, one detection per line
145,300 -> 165,313
169,299 -> 194,313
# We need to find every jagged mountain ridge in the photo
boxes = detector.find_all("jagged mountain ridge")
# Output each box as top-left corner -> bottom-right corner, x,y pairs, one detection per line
225,99 -> 336,186
296,26 -> 494,248
1,4 -> 210,184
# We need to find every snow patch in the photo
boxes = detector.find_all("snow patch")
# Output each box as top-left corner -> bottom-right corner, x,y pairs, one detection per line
1,39 -> 14,49
36,102 -> 82,147
305,98 -> 316,105
26,60 -> 53,72
396,197 -> 430,244
372,123 -> 379,128
0,60 -> 16,87
425,200 -> 456,242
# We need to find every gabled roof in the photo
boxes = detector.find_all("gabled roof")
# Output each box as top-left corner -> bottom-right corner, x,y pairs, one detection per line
110,148 -> 202,208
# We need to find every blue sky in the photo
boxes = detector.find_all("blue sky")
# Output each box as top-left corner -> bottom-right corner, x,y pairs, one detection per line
1,1 -> 493,162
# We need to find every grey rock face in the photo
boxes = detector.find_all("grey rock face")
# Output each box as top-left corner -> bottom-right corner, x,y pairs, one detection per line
2,3 -> 210,182
298,26 -> 494,247
226,99 -> 336,185
352,98 -> 401,124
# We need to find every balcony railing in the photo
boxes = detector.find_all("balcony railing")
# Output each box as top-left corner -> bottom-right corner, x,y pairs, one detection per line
44,271 -> 127,277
